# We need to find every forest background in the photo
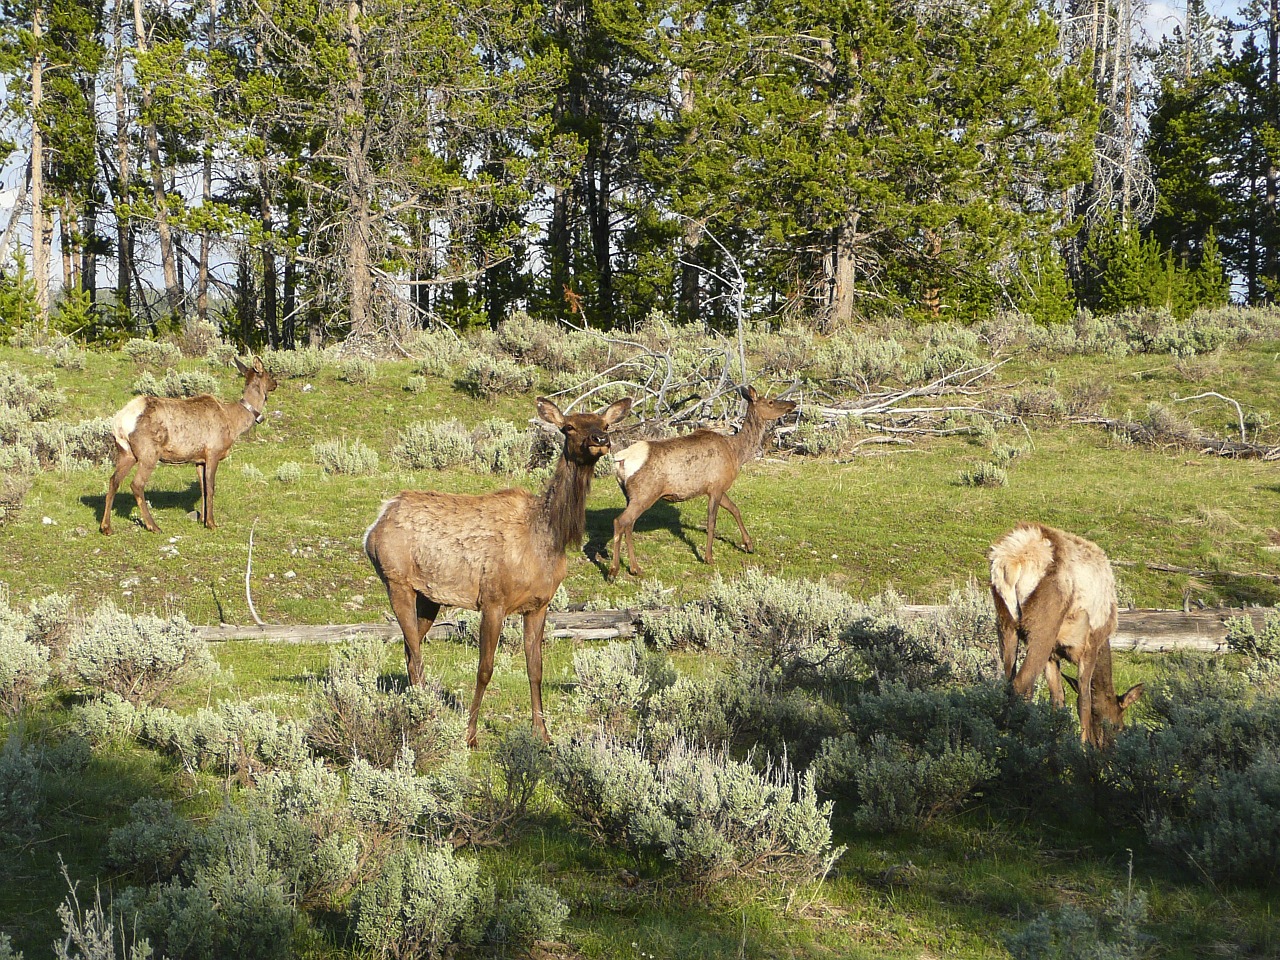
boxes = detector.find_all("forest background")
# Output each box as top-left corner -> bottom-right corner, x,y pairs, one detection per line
0,0 -> 1270,342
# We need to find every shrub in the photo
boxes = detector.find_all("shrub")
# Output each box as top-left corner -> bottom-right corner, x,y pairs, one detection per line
71,692 -> 140,745
348,745 -> 466,844
486,882 -> 569,947
54,877 -> 154,960
478,726 -> 552,825
392,420 -> 473,470
354,843 -> 488,960
459,355 -> 536,399
960,461 -> 1008,487
240,463 -> 266,484
137,701 -> 310,778
0,473 -> 30,526
261,347 -> 324,380
312,437 -> 380,475
0,728 -> 42,844
820,330 -> 908,387
337,356 -> 377,385
131,369 -> 220,398
113,879 -> 220,960
1224,610 -> 1280,685
65,600 -> 216,705
0,933 -> 23,960
274,462 -> 302,484
0,363 -> 64,419
0,606 -> 51,716
106,798 -> 194,883
124,338 -> 183,369
308,639 -> 467,771
472,418 -> 537,474
1004,887 -> 1152,960
552,732 -> 843,887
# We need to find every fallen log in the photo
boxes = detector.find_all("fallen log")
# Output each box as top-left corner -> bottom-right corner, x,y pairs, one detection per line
194,605 -> 1259,653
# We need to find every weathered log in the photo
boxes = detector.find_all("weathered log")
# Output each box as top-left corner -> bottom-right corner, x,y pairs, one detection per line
195,605 -> 1258,653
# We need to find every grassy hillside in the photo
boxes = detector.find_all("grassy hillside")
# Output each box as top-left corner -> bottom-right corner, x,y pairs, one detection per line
3,311 -> 1280,960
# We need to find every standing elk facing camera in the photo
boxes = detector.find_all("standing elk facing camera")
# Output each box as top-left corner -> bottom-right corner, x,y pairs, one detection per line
989,522 -> 1143,747
364,396 -> 633,748
101,357 -> 278,535
608,385 -> 796,579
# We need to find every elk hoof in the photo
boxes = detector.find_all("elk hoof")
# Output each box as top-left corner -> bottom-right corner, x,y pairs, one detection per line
743,540 -> 755,554
100,525 -> 112,536
628,564 -> 644,577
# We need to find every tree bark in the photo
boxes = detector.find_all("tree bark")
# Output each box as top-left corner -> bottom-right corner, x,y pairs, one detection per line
826,212 -> 860,328
344,0 -> 375,337
31,2 -> 49,325
134,0 -> 182,322
113,0 -> 132,324
198,0 -> 217,326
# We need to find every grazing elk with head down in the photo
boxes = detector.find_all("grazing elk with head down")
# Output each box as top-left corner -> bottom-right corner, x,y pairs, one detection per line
989,522 -> 1143,747
365,396 -> 633,748
608,385 -> 796,579
101,357 -> 278,535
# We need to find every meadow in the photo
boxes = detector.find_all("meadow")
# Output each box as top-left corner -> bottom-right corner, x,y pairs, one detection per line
2,309 -> 1280,959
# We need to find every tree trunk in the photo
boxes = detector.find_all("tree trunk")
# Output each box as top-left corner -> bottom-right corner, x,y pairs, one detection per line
587,145 -> 613,325
198,0 -> 217,326
345,0 -> 375,337
31,2 -> 49,325
1268,0 -> 1280,299
260,161 -> 279,347
825,212 -> 860,328
134,0 -> 182,322
677,56 -> 701,325
113,0 -> 132,325
0,155 -> 32,266
60,203 -> 75,291
283,252 -> 296,349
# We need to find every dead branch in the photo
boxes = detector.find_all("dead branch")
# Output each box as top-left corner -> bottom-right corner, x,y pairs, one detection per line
1173,391 -> 1248,443
1072,415 -> 1280,460
246,518 -> 267,627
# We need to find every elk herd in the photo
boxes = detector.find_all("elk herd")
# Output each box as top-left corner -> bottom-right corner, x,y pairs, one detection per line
98,358 -> 1142,749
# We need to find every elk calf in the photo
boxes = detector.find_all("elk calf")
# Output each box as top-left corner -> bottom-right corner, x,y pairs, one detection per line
989,522 -> 1143,747
608,386 -> 796,579
365,396 -> 633,748
101,357 -> 278,535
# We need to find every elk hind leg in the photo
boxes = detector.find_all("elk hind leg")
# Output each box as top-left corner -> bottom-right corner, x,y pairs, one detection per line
719,492 -> 752,553
101,448 -> 137,535
129,453 -> 162,532
610,492 -> 658,579
387,582 -> 428,686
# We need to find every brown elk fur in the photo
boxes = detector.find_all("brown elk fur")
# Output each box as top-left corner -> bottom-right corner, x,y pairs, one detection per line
364,396 -> 633,748
989,522 -> 1143,747
101,357 -> 278,535
608,386 -> 796,579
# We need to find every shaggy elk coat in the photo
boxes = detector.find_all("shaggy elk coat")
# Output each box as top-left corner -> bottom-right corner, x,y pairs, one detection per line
364,396 -> 633,747
989,522 -> 1143,746
101,357 -> 278,535
608,386 -> 796,579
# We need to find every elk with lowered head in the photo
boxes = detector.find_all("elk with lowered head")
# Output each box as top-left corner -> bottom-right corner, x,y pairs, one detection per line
989,522 -> 1143,747
608,385 -> 796,579
365,396 -> 633,748
100,357 -> 278,535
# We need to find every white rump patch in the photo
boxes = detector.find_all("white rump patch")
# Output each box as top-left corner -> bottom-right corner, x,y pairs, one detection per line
989,525 -> 1054,619
111,396 -> 147,451
363,499 -> 395,557
613,442 -> 650,484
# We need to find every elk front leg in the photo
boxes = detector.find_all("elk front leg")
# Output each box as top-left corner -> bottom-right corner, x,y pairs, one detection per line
718,492 -> 752,553
1076,653 -> 1097,746
610,493 -> 656,579
467,604 -> 505,748
523,605 -> 551,742
991,587 -> 1021,681
202,459 -> 220,530
101,450 -> 136,535
1043,657 -> 1066,707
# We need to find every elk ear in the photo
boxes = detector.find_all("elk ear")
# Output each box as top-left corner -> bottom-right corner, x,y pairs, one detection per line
536,397 -> 566,429
234,357 -> 251,376
740,385 -> 757,402
599,397 -> 633,425
1119,683 -> 1144,710
252,357 -> 265,373
1062,673 -> 1080,695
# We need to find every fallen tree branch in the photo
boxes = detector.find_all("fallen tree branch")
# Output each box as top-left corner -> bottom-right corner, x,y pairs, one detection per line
1112,558 -> 1280,584
1071,415 -> 1280,459
1173,391 -> 1248,443
245,518 -> 267,627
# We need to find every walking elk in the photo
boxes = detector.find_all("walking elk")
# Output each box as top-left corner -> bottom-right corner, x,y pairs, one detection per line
364,396 -> 633,748
989,522 -> 1143,747
101,357 -> 278,535
608,385 -> 796,579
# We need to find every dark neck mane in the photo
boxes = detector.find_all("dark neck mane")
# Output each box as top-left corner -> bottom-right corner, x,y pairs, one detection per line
729,407 -> 768,467
537,451 -> 594,554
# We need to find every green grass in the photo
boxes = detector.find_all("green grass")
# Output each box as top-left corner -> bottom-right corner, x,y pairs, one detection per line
4,330 -> 1280,958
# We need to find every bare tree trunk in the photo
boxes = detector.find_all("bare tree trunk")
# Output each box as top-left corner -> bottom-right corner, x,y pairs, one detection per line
345,0 -> 375,337
113,0 -> 132,325
1268,0 -> 1280,299
60,202 -> 74,290
197,0 -> 216,325
826,213 -> 860,327
283,251 -> 296,349
0,155 -> 32,265
31,2 -> 49,325
587,146 -> 612,325
677,51 -> 702,325
134,0 -> 182,322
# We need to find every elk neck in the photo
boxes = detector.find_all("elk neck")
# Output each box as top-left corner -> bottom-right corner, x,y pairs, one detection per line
727,406 -> 770,467
536,448 -> 595,555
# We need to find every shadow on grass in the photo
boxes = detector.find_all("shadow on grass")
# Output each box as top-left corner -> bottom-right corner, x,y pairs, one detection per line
586,501 -> 721,573
80,479 -> 204,530
0,728 -> 180,958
